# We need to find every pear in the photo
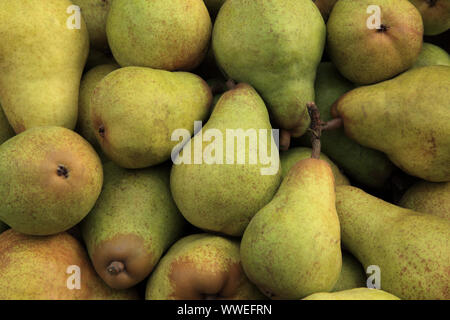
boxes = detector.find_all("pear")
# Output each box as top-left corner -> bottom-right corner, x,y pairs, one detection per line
91,66 -> 212,169
72,0 -> 111,51
213,0 -> 325,137
0,127 -> 103,235
170,83 -> 281,236
297,63 -> 394,188
303,288 -> 400,300
332,66 -> 450,182
399,181 -> 450,219
107,0 -> 211,71
313,0 -> 338,20
280,147 -> 350,186
327,0 -> 423,84
0,105 -> 14,145
0,230 -> 138,300
145,234 -> 265,300
0,0 -> 89,133
409,0 -> 450,35
336,185 -> 450,300
81,162 -> 186,290
332,251 -> 367,292
412,43 -> 450,68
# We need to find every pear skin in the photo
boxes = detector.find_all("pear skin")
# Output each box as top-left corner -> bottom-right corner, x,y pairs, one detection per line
332,251 -> 367,292
409,0 -> 450,35
336,185 -> 450,300
412,43 -> 450,68
0,105 -> 14,145
0,0 -> 89,133
304,288 -> 400,300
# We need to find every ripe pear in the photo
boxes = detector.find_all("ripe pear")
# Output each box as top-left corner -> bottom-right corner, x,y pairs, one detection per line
412,43 -> 450,68
91,67 -> 212,169
399,181 -> 450,219
0,230 -> 138,300
303,288 -> 400,300
0,105 -> 14,145
81,162 -> 186,289
72,0 -> 111,51
332,251 -> 367,292
170,83 -> 281,236
145,234 -> 265,300
0,0 -> 89,133
409,0 -> 450,35
107,0 -> 211,71
336,185 -> 450,300
280,147 -> 350,186
0,127 -> 103,235
213,0 -> 326,137
313,0 -> 338,20
241,154 -> 341,299
332,66 -> 450,182
327,0 -> 423,84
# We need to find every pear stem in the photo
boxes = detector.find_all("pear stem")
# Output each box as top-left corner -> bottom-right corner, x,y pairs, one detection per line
321,117 -> 343,131
226,79 -> 236,90
307,102 -> 323,159
279,130 -> 291,151
107,261 -> 125,275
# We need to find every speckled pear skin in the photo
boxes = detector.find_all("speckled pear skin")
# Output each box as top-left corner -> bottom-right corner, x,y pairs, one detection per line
327,0 -> 423,85
280,147 -> 350,186
0,221 -> 8,234
409,0 -> 450,35
170,83 -> 281,236
335,186 -> 450,300
399,181 -> 450,220
0,230 -> 138,300
332,251 -> 367,292
0,126 -> 103,236
81,162 -> 186,290
332,66 -> 450,182
0,105 -> 14,145
412,43 -> 450,68
107,0 -> 211,71
213,0 -> 326,137
91,67 -> 212,169
303,288 -> 400,300
298,63 -> 394,189
0,0 -> 89,133
241,159 -> 342,300
145,234 -> 265,300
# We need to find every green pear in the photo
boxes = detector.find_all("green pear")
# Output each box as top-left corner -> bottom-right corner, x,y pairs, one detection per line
332,251 -> 367,292
0,0 -> 89,133
327,0 -> 423,84
241,157 -> 341,299
412,43 -> 450,68
170,83 -> 281,236
399,181 -> 450,219
332,66 -> 450,182
0,221 -> 8,234
146,234 -> 265,300
280,147 -> 350,186
304,288 -> 400,300
213,0 -> 325,137
107,0 -> 211,71
409,0 -> 450,35
90,66 -> 212,169
81,162 -> 186,290
72,0 -> 111,51
297,63 -> 395,188
336,185 -> 450,300
0,230 -> 138,300
0,127 -> 103,235
313,0 -> 338,20
0,105 -> 14,145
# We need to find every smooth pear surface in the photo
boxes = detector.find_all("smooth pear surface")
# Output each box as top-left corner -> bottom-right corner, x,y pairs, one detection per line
332,251 -> 367,292
304,288 -> 400,300
412,43 -> 450,68
409,0 -> 450,35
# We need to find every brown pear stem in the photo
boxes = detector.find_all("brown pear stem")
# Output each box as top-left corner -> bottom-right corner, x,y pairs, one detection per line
279,129 -> 291,151
307,102 -> 322,159
107,261 -> 125,275
321,118 -> 343,131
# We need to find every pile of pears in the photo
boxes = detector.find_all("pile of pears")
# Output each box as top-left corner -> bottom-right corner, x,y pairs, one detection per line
0,0 -> 449,301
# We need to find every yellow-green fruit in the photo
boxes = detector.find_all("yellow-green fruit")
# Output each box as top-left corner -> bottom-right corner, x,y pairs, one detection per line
81,162 -> 186,290
145,234 -> 265,300
91,67 -> 212,169
412,43 -> 450,68
0,127 -> 103,235
241,159 -> 341,299
332,251 -> 366,292
304,288 -> 400,300
332,66 -> 450,182
399,181 -> 450,219
0,0 -> 89,133
171,84 -> 281,236
0,230 -> 138,300
107,0 -> 211,71
336,186 -> 450,300
0,105 -> 14,145
213,0 -> 326,137
409,0 -> 450,35
280,147 -> 350,186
